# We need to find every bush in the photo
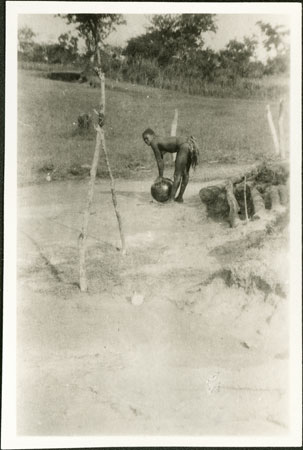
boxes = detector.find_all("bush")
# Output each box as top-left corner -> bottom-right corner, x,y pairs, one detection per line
19,50 -> 289,101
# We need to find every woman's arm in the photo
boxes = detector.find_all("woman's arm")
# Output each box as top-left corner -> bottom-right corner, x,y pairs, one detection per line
151,143 -> 164,178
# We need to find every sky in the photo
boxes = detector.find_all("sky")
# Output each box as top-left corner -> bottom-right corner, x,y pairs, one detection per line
18,13 -> 290,61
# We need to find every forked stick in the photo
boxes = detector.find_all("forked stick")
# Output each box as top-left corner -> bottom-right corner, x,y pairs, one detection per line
78,122 -> 102,292
78,49 -> 126,292
95,56 -> 126,255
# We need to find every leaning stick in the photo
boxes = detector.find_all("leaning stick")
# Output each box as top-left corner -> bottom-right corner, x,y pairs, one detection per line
278,99 -> 285,159
96,53 -> 126,255
171,109 -> 178,161
78,121 -> 102,292
100,130 -> 126,255
78,47 -> 126,292
266,104 -> 280,156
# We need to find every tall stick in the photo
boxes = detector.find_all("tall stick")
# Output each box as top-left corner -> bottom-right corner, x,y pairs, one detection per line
278,99 -> 285,159
78,53 -> 105,292
96,55 -> 126,255
266,104 -> 279,156
100,130 -> 126,255
78,118 -> 102,292
78,47 -> 126,292
95,46 -> 104,111
171,109 -> 178,162
243,176 -> 249,224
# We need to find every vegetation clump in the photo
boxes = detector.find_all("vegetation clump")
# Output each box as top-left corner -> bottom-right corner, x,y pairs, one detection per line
18,15 -> 290,100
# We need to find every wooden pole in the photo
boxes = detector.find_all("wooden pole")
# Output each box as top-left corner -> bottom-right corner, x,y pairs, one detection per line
171,109 -> 178,162
96,43 -> 104,107
243,176 -> 249,224
266,104 -> 280,156
100,72 -> 106,113
171,108 -> 178,136
78,118 -> 102,292
78,50 -> 105,293
78,47 -> 126,292
100,130 -> 126,255
95,53 -> 126,255
278,99 -> 285,159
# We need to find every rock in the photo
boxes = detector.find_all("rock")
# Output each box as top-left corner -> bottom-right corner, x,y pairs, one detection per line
131,292 -> 144,306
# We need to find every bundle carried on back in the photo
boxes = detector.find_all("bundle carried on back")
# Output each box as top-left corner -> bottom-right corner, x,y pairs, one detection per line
187,135 -> 200,169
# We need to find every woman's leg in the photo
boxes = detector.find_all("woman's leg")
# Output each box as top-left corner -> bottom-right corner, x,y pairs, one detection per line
175,150 -> 191,202
170,145 -> 190,201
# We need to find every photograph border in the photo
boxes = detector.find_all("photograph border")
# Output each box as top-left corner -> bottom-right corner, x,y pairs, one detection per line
2,2 -> 302,448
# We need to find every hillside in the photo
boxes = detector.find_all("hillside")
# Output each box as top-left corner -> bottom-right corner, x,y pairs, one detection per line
18,69 -> 289,185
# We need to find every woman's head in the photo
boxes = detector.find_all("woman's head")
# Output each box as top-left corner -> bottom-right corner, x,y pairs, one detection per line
142,128 -> 155,146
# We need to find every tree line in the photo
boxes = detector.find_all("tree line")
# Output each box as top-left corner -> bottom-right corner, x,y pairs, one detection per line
18,14 -> 290,85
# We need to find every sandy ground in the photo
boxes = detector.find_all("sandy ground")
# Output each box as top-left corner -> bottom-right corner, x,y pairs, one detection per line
17,177 -> 289,436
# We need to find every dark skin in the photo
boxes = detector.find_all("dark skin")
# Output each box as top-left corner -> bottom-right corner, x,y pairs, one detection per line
143,131 -> 192,203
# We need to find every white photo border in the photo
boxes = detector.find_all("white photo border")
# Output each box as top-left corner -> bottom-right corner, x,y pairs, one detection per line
3,2 -> 302,448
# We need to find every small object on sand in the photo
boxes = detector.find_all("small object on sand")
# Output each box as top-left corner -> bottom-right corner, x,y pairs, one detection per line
131,292 -> 144,306
240,341 -> 250,349
46,172 -> 52,182
151,178 -> 173,203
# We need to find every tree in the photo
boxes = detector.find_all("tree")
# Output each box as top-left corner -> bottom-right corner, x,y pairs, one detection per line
257,21 -> 290,74
191,48 -> 220,81
18,26 -> 36,55
60,14 -> 125,59
123,30 -> 166,61
151,14 -> 217,62
45,33 -> 79,64
55,32 -> 79,62
219,36 -> 258,79
149,14 -> 217,46
257,21 -> 289,55
124,14 -> 217,65
58,32 -> 78,54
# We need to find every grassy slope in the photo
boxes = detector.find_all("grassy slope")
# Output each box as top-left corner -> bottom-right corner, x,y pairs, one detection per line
18,70 -> 289,185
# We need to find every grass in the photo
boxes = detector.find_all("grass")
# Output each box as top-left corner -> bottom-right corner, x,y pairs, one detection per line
118,61 -> 290,100
18,59 -> 290,100
17,69 -> 290,185
18,61 -> 83,72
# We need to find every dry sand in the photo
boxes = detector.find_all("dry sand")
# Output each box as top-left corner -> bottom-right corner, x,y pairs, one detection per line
17,178 -> 289,436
